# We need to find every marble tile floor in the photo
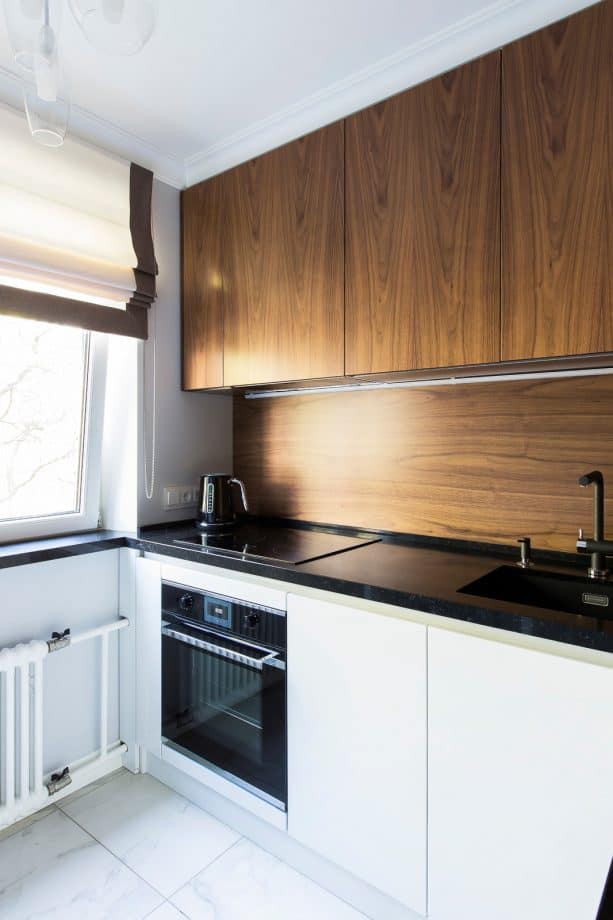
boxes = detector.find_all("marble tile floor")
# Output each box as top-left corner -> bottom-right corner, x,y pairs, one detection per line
0,769 -> 366,919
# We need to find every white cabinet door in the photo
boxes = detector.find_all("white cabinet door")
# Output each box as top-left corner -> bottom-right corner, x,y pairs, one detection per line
287,594 -> 427,914
428,627 -> 613,920
135,556 -> 161,759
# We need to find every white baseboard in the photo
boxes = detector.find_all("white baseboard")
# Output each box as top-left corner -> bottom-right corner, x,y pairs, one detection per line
159,741 -> 287,830
146,752 -> 421,920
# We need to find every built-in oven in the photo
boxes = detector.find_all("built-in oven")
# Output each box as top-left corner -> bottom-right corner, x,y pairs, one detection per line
161,581 -> 286,810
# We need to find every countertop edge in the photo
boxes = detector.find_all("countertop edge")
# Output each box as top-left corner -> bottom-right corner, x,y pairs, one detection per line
1,528 -> 611,657
0,532 -> 130,570
136,538 -> 613,657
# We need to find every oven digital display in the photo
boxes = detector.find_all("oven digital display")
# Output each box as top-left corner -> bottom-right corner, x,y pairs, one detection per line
204,596 -> 233,629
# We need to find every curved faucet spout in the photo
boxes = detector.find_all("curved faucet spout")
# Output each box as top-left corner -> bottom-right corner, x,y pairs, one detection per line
579,470 -> 604,491
578,470 -> 607,579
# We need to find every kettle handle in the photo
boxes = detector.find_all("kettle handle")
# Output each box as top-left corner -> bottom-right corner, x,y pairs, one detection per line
229,477 -> 249,513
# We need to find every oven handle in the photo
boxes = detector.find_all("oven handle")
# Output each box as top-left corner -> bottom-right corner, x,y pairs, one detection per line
161,624 -> 283,671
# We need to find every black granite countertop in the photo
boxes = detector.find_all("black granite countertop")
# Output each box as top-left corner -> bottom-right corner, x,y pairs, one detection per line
1,520 -> 612,655
0,529 -> 128,569
134,519 -> 613,655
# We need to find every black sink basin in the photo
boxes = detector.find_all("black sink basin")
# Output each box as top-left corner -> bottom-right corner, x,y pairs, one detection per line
459,565 -> 613,618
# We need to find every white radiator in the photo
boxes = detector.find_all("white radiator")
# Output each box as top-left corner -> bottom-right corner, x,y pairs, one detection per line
0,617 -> 129,831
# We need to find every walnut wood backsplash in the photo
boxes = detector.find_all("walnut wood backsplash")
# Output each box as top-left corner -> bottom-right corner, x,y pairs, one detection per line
234,376 -> 613,551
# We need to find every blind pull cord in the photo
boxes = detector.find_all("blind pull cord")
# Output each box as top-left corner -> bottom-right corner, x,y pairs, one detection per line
143,304 -> 156,501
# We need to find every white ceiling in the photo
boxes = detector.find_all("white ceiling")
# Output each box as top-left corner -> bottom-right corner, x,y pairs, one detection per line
0,0 -> 598,187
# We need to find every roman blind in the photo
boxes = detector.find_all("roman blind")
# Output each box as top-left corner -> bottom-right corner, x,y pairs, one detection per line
0,102 -> 156,339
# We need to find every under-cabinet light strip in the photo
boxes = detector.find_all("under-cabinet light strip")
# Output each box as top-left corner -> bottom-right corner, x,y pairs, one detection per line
244,365 -> 613,399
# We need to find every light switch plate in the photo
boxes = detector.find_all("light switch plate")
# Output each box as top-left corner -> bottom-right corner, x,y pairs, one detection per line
163,485 -> 197,510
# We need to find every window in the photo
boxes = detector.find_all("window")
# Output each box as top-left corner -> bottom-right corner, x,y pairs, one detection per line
0,315 -> 106,542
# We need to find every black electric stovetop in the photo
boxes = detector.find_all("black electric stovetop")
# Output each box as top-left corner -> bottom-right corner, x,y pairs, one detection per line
173,523 -> 379,565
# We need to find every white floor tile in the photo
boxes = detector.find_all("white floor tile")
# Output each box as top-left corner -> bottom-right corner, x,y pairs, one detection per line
0,809 -> 162,920
147,903 -> 189,919
61,772 -> 241,897
171,838 -> 366,920
0,805 -> 57,843
58,766 -> 128,809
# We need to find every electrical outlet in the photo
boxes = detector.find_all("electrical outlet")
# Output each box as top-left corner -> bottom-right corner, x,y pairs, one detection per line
163,485 -> 197,510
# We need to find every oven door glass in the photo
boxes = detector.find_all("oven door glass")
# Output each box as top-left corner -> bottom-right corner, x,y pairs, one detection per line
161,622 -> 286,807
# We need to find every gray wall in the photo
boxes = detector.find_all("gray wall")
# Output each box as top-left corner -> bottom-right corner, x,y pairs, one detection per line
138,179 -> 233,527
101,179 -> 232,531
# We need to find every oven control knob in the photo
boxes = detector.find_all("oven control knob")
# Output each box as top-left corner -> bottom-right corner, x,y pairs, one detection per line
244,612 -> 260,629
179,593 -> 194,612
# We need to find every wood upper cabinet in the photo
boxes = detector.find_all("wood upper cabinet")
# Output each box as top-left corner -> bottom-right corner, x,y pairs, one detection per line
182,124 -> 344,390
183,3 -> 612,390
225,125 -> 344,388
182,176 -> 225,389
345,53 -> 501,376
502,1 -> 613,360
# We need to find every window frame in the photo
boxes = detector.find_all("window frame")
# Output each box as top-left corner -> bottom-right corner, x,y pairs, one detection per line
0,329 -> 108,544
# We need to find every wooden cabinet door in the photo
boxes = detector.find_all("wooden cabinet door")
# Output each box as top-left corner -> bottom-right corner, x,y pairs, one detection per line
222,125 -> 344,387
287,594 -> 427,914
345,53 -> 500,375
181,177 -> 225,389
502,1 -> 613,360
428,627 -> 613,920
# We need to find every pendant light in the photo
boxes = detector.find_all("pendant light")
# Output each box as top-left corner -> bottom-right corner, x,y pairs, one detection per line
2,0 -> 69,145
69,0 -> 157,56
22,74 -> 70,146
2,0 -> 157,148
3,0 -> 62,75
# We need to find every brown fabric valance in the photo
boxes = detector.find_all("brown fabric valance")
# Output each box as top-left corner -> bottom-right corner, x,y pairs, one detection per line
0,285 -> 148,339
128,163 -> 157,314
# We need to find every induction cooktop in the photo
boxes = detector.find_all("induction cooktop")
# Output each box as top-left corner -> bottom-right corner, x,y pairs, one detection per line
173,524 -> 379,565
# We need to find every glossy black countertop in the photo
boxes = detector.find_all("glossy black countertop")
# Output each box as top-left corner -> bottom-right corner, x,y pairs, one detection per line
1,520 -> 612,654
0,529 -> 127,569
135,520 -> 613,655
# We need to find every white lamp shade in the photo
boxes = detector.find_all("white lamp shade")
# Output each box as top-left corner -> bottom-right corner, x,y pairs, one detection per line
69,0 -> 157,55
22,78 -> 70,146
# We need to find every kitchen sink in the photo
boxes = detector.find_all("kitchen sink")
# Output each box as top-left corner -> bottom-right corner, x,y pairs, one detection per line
459,564 -> 613,618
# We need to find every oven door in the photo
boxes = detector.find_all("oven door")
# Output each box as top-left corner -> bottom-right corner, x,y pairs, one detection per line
161,620 -> 286,808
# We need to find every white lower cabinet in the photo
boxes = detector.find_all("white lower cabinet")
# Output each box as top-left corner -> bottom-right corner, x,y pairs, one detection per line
132,555 -> 613,920
135,556 -> 162,759
428,627 -> 613,920
287,594 -> 427,915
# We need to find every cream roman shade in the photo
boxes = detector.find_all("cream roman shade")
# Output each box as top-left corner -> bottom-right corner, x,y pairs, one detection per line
0,102 -> 156,338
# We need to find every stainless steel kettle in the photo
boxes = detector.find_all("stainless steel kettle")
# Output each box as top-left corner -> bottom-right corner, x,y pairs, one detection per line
195,473 -> 249,529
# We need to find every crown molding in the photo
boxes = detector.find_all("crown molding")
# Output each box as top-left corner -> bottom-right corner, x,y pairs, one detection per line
0,64 -> 185,188
184,0 -> 598,186
0,0 -> 598,190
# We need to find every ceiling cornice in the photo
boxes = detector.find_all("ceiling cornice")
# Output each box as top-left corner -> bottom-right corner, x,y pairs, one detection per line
0,0 -> 599,190
184,0 -> 598,187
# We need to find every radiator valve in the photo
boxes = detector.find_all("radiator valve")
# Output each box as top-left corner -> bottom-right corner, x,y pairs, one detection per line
47,766 -> 72,796
47,628 -> 71,652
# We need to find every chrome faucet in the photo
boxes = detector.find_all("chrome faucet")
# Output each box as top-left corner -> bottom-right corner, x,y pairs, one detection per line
516,536 -> 532,568
577,471 -> 609,580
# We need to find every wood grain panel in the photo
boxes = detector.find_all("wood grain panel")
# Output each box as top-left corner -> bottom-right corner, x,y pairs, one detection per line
223,124 -> 344,386
181,179 -> 225,389
502,0 -> 613,360
234,376 -> 613,552
345,53 -> 500,375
